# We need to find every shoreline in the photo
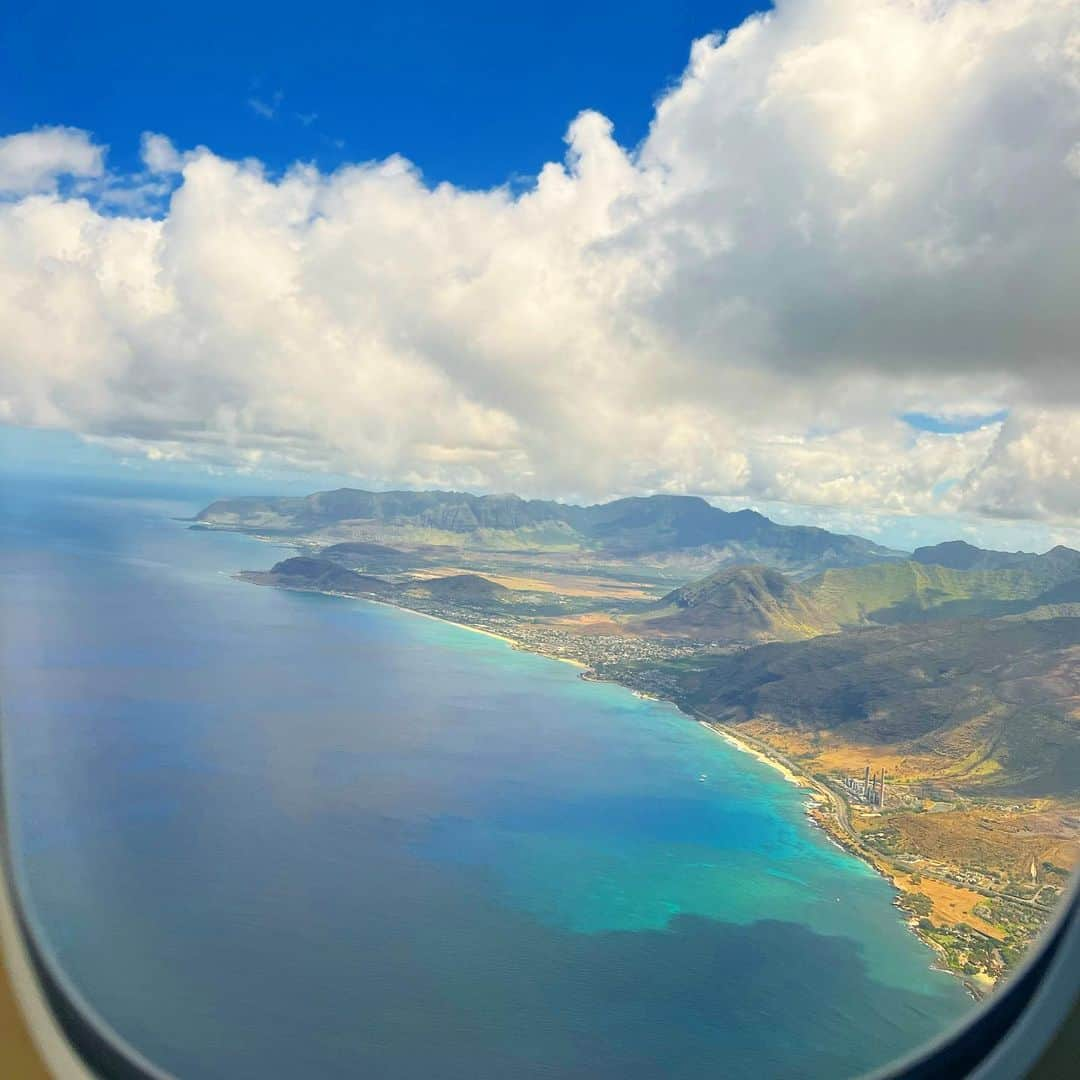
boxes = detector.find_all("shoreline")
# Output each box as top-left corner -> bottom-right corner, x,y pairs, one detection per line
363,597 -> 523,650
685,712 -> 987,1001
235,573 -> 985,998
695,720 -> 810,789
240,576 -> 589,669
340,595 -> 591,669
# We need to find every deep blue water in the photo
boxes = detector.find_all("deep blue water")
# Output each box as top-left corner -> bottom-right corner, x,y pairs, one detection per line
0,474 -> 971,1079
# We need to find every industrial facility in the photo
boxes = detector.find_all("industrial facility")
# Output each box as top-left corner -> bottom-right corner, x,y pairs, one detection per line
843,764 -> 887,808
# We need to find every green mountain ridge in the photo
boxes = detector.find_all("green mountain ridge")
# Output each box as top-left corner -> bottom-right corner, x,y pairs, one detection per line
409,574 -> 512,601
628,565 -> 841,642
666,617 -> 1080,798
807,558 -> 1080,626
242,558 -> 516,607
912,540 -> 1080,574
628,551 -> 1080,642
195,488 -> 896,573
247,556 -> 396,596
320,541 -> 423,573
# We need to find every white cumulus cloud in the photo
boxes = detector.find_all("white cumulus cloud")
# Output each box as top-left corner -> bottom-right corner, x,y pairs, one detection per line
0,126 -> 105,195
1,0 -> 1079,530
140,132 -> 185,174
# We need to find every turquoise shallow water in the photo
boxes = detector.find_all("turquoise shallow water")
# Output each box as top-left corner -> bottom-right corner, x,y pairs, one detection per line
0,475 -> 972,1078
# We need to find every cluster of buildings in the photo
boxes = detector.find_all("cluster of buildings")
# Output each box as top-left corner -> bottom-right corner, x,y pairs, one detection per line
843,764 -> 887,808
390,598 -> 699,670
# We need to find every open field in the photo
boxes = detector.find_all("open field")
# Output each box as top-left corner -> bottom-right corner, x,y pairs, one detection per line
878,803 -> 1080,883
403,565 -> 661,599
891,869 -> 1006,940
541,612 -> 638,636
735,718 -> 951,781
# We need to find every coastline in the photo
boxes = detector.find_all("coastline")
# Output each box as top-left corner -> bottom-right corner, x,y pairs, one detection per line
363,597 -> 525,651
696,720 -> 811,789
337,594 -> 590,669
238,576 -> 590,669
685,712 -> 987,1001
235,573 -> 985,998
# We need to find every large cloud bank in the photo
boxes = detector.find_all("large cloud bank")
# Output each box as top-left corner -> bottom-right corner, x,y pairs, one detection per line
2,0 -> 1079,525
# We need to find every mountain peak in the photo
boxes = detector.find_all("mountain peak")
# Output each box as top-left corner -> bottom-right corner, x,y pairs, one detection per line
629,563 -> 838,642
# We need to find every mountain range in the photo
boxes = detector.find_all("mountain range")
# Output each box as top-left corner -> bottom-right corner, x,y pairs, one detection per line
195,488 -> 896,575
630,546 -> 1080,643
201,485 -> 1080,645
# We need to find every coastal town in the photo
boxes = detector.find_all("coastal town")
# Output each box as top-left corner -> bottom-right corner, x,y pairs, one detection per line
388,601 -> 708,670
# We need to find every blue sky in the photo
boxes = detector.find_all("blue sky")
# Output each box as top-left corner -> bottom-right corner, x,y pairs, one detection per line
2,1 -> 759,189
902,411 -> 1009,436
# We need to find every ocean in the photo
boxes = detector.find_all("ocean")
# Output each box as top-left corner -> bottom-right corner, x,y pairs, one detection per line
0,473 -> 971,1079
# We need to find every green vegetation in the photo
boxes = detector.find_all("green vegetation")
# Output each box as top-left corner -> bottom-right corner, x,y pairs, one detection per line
406,574 -> 511,602
241,558 -> 605,621
625,552 -> 1080,643
806,556 -> 1080,626
320,541 -> 423,573
246,559 -> 516,606
627,564 -> 840,642
244,557 -> 396,596
666,616 -> 1080,798
899,891 -> 933,917
196,488 -> 896,574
